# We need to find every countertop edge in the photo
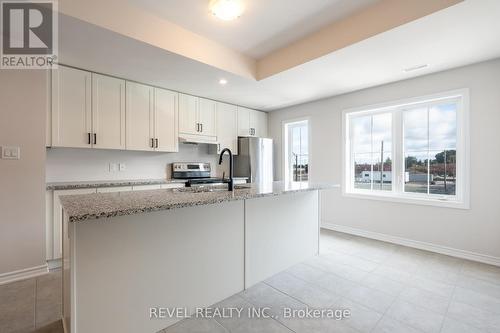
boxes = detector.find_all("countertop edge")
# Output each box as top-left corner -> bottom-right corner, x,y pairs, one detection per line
65,186 -> 331,223
46,179 -> 183,190
46,178 -> 250,190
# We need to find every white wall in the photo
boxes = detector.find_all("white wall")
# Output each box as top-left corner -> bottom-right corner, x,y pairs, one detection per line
46,145 -> 219,182
0,70 -> 48,275
268,59 -> 500,261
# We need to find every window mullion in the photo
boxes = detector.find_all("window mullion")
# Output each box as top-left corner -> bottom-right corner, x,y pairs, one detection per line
393,110 -> 403,194
427,106 -> 431,195
370,116 -> 374,191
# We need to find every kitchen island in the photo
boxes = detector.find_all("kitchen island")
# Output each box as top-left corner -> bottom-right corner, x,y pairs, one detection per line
60,181 -> 335,333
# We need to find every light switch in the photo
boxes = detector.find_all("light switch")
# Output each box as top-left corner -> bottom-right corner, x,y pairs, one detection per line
1,146 -> 20,160
109,163 -> 118,172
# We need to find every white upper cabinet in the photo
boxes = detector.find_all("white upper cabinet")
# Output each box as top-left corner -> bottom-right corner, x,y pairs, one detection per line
237,106 -> 251,137
52,68 -> 177,152
178,93 -> 198,135
51,66 -> 249,152
251,110 -> 268,138
178,93 -> 217,142
154,88 -> 178,152
216,102 -> 238,154
237,106 -> 268,137
125,81 -> 154,151
198,98 -> 216,137
52,66 -> 92,148
92,74 -> 126,149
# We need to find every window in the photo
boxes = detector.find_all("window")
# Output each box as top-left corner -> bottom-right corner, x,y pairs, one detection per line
343,90 -> 469,209
284,119 -> 309,183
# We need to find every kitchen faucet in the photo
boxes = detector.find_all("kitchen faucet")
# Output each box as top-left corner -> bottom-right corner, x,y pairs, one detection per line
219,148 -> 234,191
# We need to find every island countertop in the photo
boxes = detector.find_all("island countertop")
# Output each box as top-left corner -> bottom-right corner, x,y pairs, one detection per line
59,181 -> 338,222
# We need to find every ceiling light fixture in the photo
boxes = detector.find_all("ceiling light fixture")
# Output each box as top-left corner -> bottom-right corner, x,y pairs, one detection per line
219,78 -> 228,85
209,0 -> 244,21
403,64 -> 429,73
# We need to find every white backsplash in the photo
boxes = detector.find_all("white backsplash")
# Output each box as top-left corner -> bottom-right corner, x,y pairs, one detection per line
46,144 -> 222,182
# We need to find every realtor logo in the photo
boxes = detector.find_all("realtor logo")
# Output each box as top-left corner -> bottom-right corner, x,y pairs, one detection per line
1,0 -> 57,69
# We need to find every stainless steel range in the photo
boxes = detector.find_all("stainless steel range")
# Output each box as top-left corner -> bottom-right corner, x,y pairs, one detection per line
171,162 -> 226,187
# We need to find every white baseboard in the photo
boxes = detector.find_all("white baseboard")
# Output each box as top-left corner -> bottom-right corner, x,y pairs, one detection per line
322,222 -> 500,267
0,264 -> 49,285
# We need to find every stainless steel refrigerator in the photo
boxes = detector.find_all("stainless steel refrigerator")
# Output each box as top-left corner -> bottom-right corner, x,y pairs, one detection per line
234,137 -> 273,184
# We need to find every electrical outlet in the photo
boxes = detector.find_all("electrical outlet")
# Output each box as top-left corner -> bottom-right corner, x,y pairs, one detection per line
1,146 -> 20,160
109,163 -> 118,172
119,163 -> 126,171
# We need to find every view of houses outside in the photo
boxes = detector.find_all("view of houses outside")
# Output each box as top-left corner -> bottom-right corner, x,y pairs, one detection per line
286,120 -> 309,182
352,102 -> 457,196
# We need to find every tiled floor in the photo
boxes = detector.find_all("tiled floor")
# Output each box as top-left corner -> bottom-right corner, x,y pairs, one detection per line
162,229 -> 500,333
2,229 -> 500,333
0,269 -> 63,333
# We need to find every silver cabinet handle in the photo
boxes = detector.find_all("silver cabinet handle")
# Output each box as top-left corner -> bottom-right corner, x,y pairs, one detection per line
200,123 -> 203,132
151,138 -> 155,148
155,138 -> 159,148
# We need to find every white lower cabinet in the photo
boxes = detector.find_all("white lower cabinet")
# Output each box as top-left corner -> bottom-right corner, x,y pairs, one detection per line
50,188 -> 97,260
47,183 -> 189,261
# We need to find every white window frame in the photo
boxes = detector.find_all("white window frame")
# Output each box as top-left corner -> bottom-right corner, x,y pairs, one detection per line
282,117 -> 311,184
342,89 -> 470,209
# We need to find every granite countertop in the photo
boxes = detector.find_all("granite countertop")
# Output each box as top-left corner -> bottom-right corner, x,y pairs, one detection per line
45,179 -> 186,190
46,177 -> 250,190
59,181 -> 338,222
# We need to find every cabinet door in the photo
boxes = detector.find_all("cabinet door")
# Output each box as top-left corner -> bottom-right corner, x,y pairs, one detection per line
92,74 -> 126,149
216,102 -> 238,154
126,82 -> 154,151
198,98 -> 217,137
251,110 -> 268,138
237,106 -> 251,137
154,88 -> 178,152
178,93 -> 198,135
52,66 -> 92,147
53,188 -> 96,259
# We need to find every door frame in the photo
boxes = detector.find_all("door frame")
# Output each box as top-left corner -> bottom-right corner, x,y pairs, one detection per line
281,117 -> 311,183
